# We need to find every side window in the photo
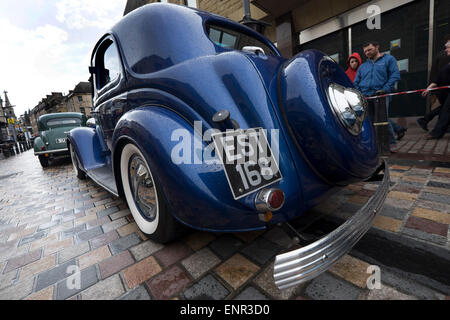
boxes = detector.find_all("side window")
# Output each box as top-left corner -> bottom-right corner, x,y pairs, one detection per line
95,39 -> 121,90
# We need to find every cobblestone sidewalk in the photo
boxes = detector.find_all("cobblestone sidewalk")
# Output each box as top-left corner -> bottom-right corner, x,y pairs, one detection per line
0,150 -> 448,300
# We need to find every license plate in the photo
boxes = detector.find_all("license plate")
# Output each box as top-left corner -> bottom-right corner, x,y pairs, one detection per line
56,138 -> 66,144
212,128 -> 282,200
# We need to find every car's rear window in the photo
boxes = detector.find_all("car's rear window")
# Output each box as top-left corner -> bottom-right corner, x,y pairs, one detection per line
46,118 -> 81,128
207,25 -> 276,56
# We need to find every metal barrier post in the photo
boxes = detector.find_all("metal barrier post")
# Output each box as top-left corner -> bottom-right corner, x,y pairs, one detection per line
368,97 -> 390,156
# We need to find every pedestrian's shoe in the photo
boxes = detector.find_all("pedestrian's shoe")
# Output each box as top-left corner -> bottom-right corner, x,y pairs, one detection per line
390,144 -> 399,153
416,118 -> 428,131
396,127 -> 407,141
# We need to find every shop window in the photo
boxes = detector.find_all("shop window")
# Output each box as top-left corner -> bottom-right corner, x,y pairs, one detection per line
434,0 -> 450,57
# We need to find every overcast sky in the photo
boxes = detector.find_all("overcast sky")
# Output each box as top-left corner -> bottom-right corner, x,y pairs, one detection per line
0,0 -> 127,116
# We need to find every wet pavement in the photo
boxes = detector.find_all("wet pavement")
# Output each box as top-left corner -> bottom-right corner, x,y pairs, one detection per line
0,137 -> 449,300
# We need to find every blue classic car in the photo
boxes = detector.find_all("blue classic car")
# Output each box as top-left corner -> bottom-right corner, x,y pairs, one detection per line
68,3 -> 389,289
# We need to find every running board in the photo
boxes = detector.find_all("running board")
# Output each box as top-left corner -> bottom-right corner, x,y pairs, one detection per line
86,165 -> 119,197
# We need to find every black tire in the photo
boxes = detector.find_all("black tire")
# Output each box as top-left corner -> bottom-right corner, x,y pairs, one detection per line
119,142 -> 183,243
38,155 -> 49,168
69,144 -> 86,180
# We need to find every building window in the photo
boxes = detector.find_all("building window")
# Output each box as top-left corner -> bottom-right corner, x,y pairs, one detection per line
184,0 -> 197,8
78,96 -> 83,102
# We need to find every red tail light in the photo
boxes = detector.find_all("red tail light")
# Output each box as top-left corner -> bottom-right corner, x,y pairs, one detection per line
255,188 -> 285,212
41,146 -> 46,151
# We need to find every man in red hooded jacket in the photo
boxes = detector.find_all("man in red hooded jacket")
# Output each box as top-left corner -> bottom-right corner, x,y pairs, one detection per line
345,53 -> 362,83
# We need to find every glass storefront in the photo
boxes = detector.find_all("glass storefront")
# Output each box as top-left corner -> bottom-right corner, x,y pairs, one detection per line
298,0 -> 447,117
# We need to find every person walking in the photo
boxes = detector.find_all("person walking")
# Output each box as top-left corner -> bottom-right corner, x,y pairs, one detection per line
417,34 -> 450,131
354,40 -> 406,152
421,40 -> 450,140
346,53 -> 362,83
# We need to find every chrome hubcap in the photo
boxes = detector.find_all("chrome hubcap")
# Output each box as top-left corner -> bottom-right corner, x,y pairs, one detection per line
128,155 -> 157,221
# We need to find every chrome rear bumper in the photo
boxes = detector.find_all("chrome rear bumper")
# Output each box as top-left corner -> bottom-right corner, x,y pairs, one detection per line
273,160 -> 390,290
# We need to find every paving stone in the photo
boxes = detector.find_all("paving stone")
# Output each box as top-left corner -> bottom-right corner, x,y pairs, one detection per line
25,285 -> 54,300
97,206 -> 120,218
181,247 -> 221,279
81,274 -> 125,300
401,228 -> 447,246
109,209 -> 131,221
253,262 -> 300,300
0,269 -> 18,290
404,216 -> 448,237
102,218 -> 128,233
37,220 -> 60,232
90,230 -> 119,250
372,215 -> 403,233
415,199 -> 450,214
98,250 -> 134,279
78,245 -> 111,270
123,256 -> 162,289
241,237 -> 281,265
329,255 -> 371,288
129,239 -> 164,262
154,242 -> 193,267
305,273 -> 361,300
61,224 -> 86,240
4,249 -> 41,273
0,277 -> 34,300
184,232 -> 216,251
35,258 -> 77,292
363,284 -> 418,300
58,242 -> 90,264
147,265 -> 191,300
29,233 -> 59,251
411,207 -> 450,225
20,254 -> 56,281
419,192 -> 450,205
380,269 -> 447,300
119,285 -> 151,300
215,254 -> 259,290
379,204 -> 410,220
45,238 -> 74,256
384,198 -> 414,210
209,234 -> 243,260
182,274 -> 229,300
109,233 -> 141,256
262,227 -> 292,249
55,265 -> 98,300
86,216 -> 111,229
76,226 -> 104,243
234,286 -> 269,300
18,231 -> 47,247
427,180 -> 450,189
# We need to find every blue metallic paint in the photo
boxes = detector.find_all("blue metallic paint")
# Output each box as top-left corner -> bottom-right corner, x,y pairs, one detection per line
69,3 -> 380,233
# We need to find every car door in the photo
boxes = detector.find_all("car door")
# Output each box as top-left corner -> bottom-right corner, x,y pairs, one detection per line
91,36 -> 127,151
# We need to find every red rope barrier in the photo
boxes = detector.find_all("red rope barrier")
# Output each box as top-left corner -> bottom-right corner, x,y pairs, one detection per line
365,85 -> 450,100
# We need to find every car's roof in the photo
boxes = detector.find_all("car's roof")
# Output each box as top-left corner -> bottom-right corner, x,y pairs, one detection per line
38,112 -> 84,122
108,3 -> 279,75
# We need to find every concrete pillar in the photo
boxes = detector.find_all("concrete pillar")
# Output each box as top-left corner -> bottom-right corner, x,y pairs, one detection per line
275,13 -> 298,58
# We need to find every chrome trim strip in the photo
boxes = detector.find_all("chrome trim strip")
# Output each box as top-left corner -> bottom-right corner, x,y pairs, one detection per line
34,148 -> 68,155
273,160 -> 390,290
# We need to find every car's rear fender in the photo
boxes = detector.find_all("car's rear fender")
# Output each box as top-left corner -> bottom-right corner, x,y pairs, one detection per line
112,106 -> 304,232
67,127 -> 107,171
33,136 -> 45,154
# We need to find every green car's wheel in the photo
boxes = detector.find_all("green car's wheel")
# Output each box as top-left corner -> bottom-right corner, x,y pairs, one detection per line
38,155 -> 49,168
70,144 -> 86,180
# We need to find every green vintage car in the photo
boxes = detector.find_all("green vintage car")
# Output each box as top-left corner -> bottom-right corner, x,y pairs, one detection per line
34,113 -> 87,167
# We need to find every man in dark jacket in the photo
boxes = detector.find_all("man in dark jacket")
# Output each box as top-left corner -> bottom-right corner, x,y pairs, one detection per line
354,40 -> 405,152
422,40 -> 450,139
417,34 -> 450,131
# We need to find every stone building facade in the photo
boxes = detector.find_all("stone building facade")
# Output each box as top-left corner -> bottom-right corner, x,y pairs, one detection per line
66,82 -> 93,117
